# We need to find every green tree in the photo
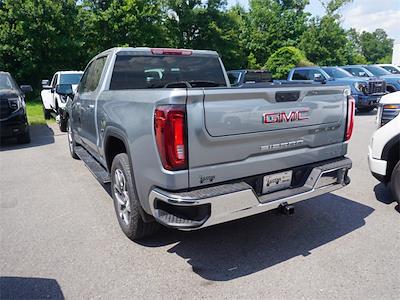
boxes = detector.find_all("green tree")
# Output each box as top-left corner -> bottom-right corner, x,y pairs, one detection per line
0,0 -> 82,91
358,29 -> 394,63
243,0 -> 309,66
78,0 -> 168,60
164,0 -> 245,69
265,46 -> 312,79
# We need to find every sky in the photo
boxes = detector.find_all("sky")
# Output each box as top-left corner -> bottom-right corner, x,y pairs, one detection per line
227,0 -> 400,44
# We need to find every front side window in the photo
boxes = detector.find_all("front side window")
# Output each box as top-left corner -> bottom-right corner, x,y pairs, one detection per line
78,56 -> 107,93
51,74 -> 58,88
110,55 -> 227,89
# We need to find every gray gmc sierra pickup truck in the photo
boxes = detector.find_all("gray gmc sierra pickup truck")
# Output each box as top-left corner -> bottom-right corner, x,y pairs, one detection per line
61,47 -> 354,240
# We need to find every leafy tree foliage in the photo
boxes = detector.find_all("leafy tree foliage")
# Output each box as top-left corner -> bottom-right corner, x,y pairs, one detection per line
265,46 -> 312,79
0,0 -> 395,90
78,0 -> 168,60
358,29 -> 394,63
0,0 -> 82,91
243,0 -> 309,66
299,15 -> 354,66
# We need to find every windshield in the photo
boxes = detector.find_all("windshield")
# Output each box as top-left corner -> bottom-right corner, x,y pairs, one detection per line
0,73 -> 18,90
364,66 -> 391,76
381,65 -> 400,74
110,55 -> 227,89
322,67 -> 352,78
60,73 -> 83,85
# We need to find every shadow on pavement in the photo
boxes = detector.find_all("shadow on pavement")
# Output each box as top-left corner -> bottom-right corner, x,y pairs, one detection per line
0,276 -> 64,299
0,125 -> 55,151
355,109 -> 377,116
139,193 -> 374,281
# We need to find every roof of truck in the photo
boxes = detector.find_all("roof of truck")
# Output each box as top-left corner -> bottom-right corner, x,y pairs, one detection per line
97,47 -> 219,58
56,71 -> 84,74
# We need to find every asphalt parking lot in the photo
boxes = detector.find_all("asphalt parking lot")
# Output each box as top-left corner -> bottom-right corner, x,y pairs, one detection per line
1,112 -> 399,299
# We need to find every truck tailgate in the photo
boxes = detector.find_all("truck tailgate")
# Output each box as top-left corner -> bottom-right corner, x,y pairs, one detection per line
186,86 -> 349,187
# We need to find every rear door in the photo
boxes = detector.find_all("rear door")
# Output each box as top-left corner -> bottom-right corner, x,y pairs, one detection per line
186,86 -> 348,187
73,56 -> 107,154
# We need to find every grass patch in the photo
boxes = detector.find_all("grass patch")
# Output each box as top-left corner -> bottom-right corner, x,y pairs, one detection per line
26,99 -> 55,125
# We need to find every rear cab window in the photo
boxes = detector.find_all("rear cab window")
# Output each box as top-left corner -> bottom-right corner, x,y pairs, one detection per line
292,70 -> 310,80
109,54 -> 227,89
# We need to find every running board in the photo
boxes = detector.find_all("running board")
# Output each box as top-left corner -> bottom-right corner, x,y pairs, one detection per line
75,146 -> 111,184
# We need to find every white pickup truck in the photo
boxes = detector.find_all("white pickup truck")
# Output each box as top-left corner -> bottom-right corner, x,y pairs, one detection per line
368,91 -> 400,204
41,71 -> 83,131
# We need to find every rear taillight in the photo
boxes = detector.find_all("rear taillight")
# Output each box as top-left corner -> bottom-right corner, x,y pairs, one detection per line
345,95 -> 355,141
154,105 -> 187,170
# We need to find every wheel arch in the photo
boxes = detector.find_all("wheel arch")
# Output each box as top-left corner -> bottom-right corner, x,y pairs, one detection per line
103,126 -> 155,222
382,134 -> 400,180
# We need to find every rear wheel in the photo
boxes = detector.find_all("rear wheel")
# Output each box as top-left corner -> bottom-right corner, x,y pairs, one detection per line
111,153 -> 159,240
67,119 -> 79,159
390,161 -> 400,205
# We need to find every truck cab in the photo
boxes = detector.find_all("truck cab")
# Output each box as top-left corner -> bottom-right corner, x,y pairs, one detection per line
288,66 -> 385,112
341,65 -> 400,93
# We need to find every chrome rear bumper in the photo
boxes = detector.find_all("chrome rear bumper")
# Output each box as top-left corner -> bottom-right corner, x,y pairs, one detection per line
149,157 -> 352,230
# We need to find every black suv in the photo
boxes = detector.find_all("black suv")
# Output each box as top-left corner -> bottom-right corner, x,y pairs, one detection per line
0,72 -> 32,143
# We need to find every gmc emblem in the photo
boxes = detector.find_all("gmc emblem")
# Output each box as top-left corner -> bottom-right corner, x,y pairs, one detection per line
263,109 -> 309,124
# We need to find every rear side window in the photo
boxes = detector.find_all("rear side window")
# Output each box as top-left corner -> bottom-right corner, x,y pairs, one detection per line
78,56 -> 107,93
292,70 -> 309,80
110,55 -> 227,89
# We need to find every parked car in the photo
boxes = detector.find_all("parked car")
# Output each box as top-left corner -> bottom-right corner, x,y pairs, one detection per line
287,66 -> 385,112
41,71 -> 83,131
341,65 -> 400,93
0,71 -> 32,144
61,47 -> 354,240
227,69 -> 273,87
368,91 -> 400,204
376,64 -> 400,75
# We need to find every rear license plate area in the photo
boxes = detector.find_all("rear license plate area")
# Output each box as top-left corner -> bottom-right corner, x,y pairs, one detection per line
262,171 -> 293,194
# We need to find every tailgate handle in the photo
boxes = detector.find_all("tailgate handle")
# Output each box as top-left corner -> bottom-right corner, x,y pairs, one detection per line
275,91 -> 300,102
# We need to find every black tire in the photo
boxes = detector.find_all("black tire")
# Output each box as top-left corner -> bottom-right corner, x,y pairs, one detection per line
390,160 -> 400,205
67,119 -> 79,159
43,105 -> 51,120
111,153 -> 159,240
59,115 -> 68,132
17,130 -> 30,144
